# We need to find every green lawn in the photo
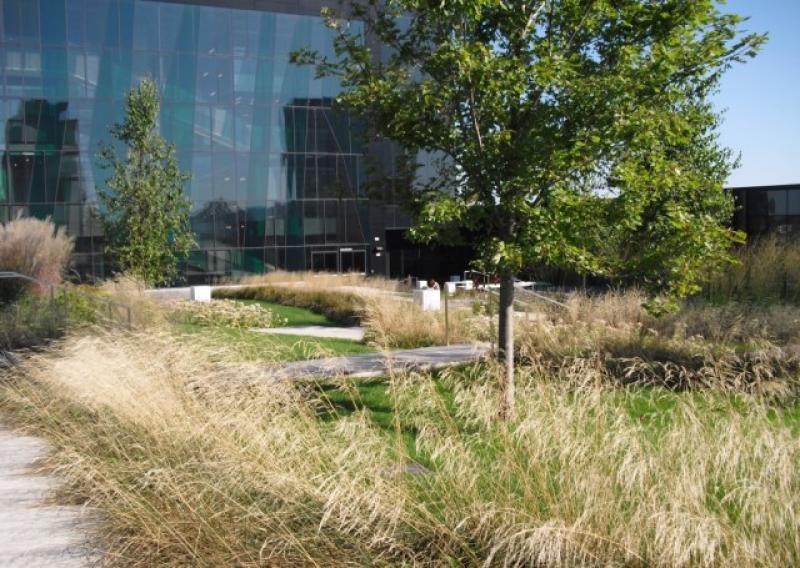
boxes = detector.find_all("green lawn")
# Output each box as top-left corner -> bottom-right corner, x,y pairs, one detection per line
235,299 -> 340,327
313,371 -> 800,462
174,322 -> 374,362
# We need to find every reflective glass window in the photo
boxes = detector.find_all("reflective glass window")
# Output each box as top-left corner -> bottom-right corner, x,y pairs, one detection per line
66,0 -> 85,45
41,0 -> 67,45
56,153 -> 85,202
19,0 -> 40,45
197,6 -> 230,56
212,153 -> 236,201
131,51 -> 158,86
768,190 -> 788,215
252,13 -> 276,58
230,11 -> 255,57
304,201 -> 323,244
234,104 -> 252,149
86,0 -> 119,48
132,2 -> 158,52
286,201 -> 303,246
42,48 -> 69,99
159,4 -> 195,52
190,104 -> 210,149
211,105 -> 234,151
788,190 -> 800,216
190,152 -> 212,203
3,0 -> 23,45
212,201 -> 240,247
67,50 -> 86,97
266,154 -> 285,201
242,207 -> 266,247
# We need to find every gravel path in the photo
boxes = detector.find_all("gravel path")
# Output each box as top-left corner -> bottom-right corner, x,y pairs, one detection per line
0,426 -> 98,567
271,343 -> 490,380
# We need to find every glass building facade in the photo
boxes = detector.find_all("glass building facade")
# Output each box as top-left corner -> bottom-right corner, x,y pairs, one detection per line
732,184 -> 800,239
0,0 -> 413,282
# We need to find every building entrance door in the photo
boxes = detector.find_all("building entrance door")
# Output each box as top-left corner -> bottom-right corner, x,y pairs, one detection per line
339,248 -> 367,274
311,251 -> 339,272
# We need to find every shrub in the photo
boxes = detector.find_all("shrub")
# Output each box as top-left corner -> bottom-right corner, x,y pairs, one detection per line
215,285 -> 365,325
0,215 -> 73,304
167,299 -> 287,328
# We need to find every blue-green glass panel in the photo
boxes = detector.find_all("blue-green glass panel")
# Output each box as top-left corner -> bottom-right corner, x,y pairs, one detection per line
159,3 -> 195,52
41,0 -> 67,45
254,12 -> 277,58
42,48 -> 69,99
19,0 -> 39,45
66,0 -> 85,45
212,152 -> 235,201
3,0 -> 22,45
86,0 -> 119,48
197,6 -> 230,56
286,201 -> 303,247
132,2 -> 157,52
118,0 -> 133,49
190,152 -> 213,204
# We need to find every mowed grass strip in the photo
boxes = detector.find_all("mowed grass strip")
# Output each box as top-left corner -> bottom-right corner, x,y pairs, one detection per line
174,322 -> 373,362
232,299 -> 340,327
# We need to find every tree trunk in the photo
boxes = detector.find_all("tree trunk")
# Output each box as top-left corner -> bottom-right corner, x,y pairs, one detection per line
498,270 -> 516,421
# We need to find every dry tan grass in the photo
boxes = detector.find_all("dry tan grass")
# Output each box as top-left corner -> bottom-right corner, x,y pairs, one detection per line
708,236 -> 800,303
239,270 -> 402,293
0,214 -> 73,301
1,330 -> 799,566
516,290 -> 800,395
361,295 -> 484,348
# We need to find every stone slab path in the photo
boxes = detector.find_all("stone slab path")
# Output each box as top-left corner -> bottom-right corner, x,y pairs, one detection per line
0,427 -> 97,567
253,325 -> 366,341
271,343 -> 490,380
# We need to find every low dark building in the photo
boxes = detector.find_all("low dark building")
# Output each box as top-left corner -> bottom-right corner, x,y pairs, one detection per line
731,184 -> 800,239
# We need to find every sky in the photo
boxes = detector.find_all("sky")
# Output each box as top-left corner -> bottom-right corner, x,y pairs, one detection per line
713,0 -> 800,187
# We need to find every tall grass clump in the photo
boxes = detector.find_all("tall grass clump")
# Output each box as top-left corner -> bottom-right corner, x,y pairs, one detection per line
707,235 -> 800,303
1,332 -> 799,566
361,295 -> 482,348
0,214 -> 73,303
516,290 -> 800,395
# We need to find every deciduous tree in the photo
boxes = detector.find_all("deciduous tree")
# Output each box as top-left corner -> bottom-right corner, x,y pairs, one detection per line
295,0 -> 765,419
98,79 -> 195,286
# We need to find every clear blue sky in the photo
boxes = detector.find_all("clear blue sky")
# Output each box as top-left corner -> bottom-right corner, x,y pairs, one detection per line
714,0 -> 800,187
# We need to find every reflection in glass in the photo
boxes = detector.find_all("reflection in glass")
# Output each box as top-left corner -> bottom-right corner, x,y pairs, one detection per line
1,0 -> 377,282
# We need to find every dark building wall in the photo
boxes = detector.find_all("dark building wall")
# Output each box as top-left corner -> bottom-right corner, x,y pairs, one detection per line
731,184 -> 800,239
0,0 -> 405,283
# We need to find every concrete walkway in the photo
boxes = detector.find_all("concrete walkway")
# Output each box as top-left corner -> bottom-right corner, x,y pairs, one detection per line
0,427 -> 97,567
271,343 -> 490,380
253,325 -> 366,341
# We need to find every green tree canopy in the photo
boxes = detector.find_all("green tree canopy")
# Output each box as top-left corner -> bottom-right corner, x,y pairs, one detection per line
294,0 -> 765,418
97,79 -> 195,286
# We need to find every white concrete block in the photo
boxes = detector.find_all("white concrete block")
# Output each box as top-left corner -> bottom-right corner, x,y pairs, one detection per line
413,289 -> 441,311
416,280 -> 428,289
190,285 -> 212,302
444,281 -> 457,295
